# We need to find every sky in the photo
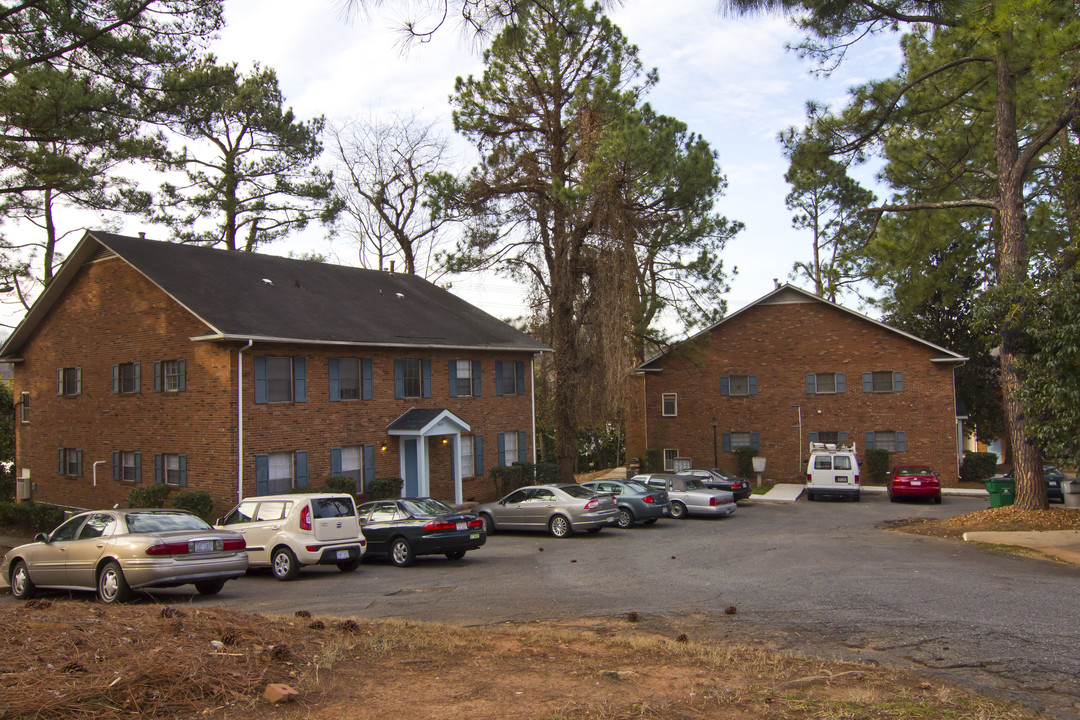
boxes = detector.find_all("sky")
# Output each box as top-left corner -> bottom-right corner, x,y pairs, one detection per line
187,1 -> 904,332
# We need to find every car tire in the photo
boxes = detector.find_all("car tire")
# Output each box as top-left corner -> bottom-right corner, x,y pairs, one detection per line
336,559 -> 361,573
642,518 -> 658,525
889,494 -> 898,502
805,491 -> 815,502
669,501 -> 688,519
195,579 -> 227,596
933,495 -> 942,504
481,513 -> 495,535
390,537 -> 415,567
445,550 -> 467,560
548,515 -> 571,538
586,527 -> 603,534
97,561 -> 131,604
616,508 -> 634,529
10,560 -> 35,600
271,546 -> 300,581
853,493 -> 861,502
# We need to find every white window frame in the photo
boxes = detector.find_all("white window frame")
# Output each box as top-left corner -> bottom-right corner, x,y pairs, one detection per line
59,367 -> 81,396
503,432 -> 519,464
729,432 -> 754,450
338,358 -> 362,400
117,362 -> 137,393
461,435 -> 476,477
19,391 -> 28,423
663,448 -> 679,471
64,448 -> 80,476
871,431 -> 898,452
162,453 -> 183,486
163,360 -> 181,392
120,451 -> 139,482
661,393 -> 678,416
728,375 -> 751,396
870,371 -> 894,393
401,358 -> 422,398
266,357 -> 294,403
813,373 -> 837,394
339,446 -> 363,488
267,452 -> 295,493
455,360 -> 474,397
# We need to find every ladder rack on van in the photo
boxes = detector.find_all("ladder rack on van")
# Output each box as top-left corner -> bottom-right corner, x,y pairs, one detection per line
809,441 -> 857,453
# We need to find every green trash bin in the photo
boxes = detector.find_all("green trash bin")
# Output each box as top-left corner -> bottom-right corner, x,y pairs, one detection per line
984,478 -> 1015,508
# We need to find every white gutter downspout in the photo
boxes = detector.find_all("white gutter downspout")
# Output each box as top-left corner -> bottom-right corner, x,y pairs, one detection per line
237,340 -> 253,503
530,356 -> 538,464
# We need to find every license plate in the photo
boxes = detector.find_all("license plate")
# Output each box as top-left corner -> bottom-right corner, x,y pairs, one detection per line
192,540 -> 214,553
910,480 -> 922,486
336,549 -> 349,560
470,533 -> 481,539
835,476 -> 848,483
456,522 -> 467,531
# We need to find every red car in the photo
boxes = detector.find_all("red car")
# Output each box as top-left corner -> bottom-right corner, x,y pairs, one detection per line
888,465 -> 942,503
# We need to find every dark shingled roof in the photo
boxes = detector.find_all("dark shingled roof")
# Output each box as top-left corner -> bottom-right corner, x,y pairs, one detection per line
387,408 -> 451,432
1,231 -> 548,356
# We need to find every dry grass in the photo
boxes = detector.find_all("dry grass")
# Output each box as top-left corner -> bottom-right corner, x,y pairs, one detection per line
882,505 -> 1080,538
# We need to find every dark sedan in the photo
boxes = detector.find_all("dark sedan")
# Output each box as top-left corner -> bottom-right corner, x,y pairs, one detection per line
1000,465 -> 1073,502
356,498 -> 486,567
676,468 -> 752,500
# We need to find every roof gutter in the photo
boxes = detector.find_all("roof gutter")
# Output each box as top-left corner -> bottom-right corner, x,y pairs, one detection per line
189,332 -> 551,354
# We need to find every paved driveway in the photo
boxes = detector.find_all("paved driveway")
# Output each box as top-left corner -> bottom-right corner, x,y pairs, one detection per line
6,494 -> 1079,717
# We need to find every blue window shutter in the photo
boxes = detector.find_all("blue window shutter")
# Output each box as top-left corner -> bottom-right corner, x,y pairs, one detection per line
177,359 -> 186,392
839,431 -> 849,442
495,362 -> 504,396
722,433 -> 732,452
330,448 -> 342,476
153,361 -> 162,392
422,359 -> 432,398
134,452 -> 141,483
475,435 -> 484,475
893,371 -> 904,392
896,431 -> 907,452
516,361 -> 526,395
806,374 -> 816,394
472,360 -> 482,396
808,432 -> 819,443
255,455 -> 269,495
836,373 -> 846,393
518,430 -> 527,462
363,444 -> 375,491
58,448 -> 64,475
293,357 -> 306,402
178,455 -> 187,487
394,359 -> 404,399
295,451 -> 308,488
112,364 -> 119,393
750,433 -> 760,451
749,375 -> 758,395
497,433 -> 506,467
155,454 -> 163,484
329,358 -> 340,401
865,432 -> 875,450
720,376 -> 729,396
76,450 -> 82,477
133,363 -> 141,393
76,367 -> 81,394
862,372 -> 873,393
254,357 -> 268,404
448,360 -> 458,397
362,358 -> 373,400
113,451 -> 120,481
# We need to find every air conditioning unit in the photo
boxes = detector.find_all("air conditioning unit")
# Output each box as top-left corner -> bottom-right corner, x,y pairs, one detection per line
16,476 -> 31,501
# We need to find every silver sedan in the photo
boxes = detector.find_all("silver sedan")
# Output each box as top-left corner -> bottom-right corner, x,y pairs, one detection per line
634,473 -> 736,519
476,485 -> 619,537
2,509 -> 248,603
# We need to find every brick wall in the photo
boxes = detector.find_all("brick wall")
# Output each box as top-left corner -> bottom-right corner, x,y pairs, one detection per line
14,255 -> 536,518
626,295 -> 962,484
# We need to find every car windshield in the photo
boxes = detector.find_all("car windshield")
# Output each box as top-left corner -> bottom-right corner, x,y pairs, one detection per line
1045,467 -> 1065,479
683,478 -> 706,490
401,498 -> 454,516
559,485 -> 596,499
125,512 -> 210,533
625,480 -> 652,493
897,467 -> 932,476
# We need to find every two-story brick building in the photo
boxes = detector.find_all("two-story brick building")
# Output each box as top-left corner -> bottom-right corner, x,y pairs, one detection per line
626,285 -> 967,484
0,231 -> 548,516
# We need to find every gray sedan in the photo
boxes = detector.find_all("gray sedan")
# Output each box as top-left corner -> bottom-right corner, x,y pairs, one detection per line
633,473 -> 736,519
476,485 -> 619,537
581,479 -> 669,528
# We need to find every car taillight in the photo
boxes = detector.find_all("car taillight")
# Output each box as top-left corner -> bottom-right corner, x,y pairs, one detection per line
642,494 -> 656,504
424,521 -> 457,532
467,518 -> 484,529
709,496 -> 718,506
223,538 -> 246,552
145,541 -> 194,556
807,474 -> 813,483
300,505 -> 312,531
854,474 -> 860,484
584,498 -> 599,510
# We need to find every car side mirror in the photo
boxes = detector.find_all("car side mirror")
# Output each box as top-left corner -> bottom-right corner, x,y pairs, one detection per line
34,532 -> 48,543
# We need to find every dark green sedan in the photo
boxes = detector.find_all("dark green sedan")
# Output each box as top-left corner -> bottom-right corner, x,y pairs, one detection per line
356,498 -> 486,567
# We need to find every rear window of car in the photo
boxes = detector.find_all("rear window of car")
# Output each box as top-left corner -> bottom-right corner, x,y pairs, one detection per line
625,480 -> 652,493
897,466 -> 931,476
126,512 -> 211,533
834,456 -> 853,470
559,485 -> 595,499
814,456 -> 832,470
311,496 -> 356,519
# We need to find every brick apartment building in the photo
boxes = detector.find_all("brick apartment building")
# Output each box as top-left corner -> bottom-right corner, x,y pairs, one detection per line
626,285 -> 967,484
0,231 -> 548,516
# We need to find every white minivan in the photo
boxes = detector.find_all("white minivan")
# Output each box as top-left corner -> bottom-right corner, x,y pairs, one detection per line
805,442 -> 861,501
217,493 -> 367,580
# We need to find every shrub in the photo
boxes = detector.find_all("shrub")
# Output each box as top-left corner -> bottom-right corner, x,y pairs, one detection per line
866,448 -> 891,483
0,501 -> 66,534
535,462 -> 559,484
960,451 -> 999,482
643,449 -> 663,473
171,490 -> 214,522
325,476 -> 358,495
128,484 -> 171,508
734,447 -> 758,479
366,476 -> 403,500
490,465 -> 530,497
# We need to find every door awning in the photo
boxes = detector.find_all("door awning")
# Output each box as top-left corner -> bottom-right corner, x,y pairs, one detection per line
387,408 -> 471,436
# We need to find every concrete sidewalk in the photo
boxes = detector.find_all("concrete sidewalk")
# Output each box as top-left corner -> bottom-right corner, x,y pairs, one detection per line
963,529 -> 1080,565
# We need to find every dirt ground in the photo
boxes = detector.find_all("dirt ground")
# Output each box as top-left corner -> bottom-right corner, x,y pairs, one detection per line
0,601 -> 1044,720
881,505 -> 1080,538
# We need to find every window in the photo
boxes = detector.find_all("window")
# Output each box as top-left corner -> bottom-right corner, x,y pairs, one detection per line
338,446 -> 363,489
663,449 -> 679,471
496,360 -> 526,396
662,393 -> 677,416
450,360 -> 481,397
863,371 -> 904,393
268,453 -> 293,493
19,392 -> 28,423
254,356 -> 306,404
255,502 -> 288,521
223,501 -> 258,525
809,431 -> 848,445
267,357 -> 293,402
155,453 -> 187,486
497,431 -> 526,466
153,359 -> 186,392
461,436 -> 475,476
865,431 -> 907,452
255,451 -> 308,495
503,432 -> 518,464
339,359 -> 361,400
114,451 -> 141,482
57,367 -> 81,396
807,372 -> 846,394
720,375 -> 757,396
113,362 -> 140,393
78,514 -> 115,540
403,359 -> 421,397
58,448 -> 82,476
394,358 -> 431,399
722,432 -> 761,452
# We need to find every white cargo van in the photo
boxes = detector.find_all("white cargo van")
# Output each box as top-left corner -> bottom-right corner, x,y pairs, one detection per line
805,442 -> 861,501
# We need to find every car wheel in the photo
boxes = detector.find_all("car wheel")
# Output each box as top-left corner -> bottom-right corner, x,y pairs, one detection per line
271,546 -> 300,581
336,559 -> 361,573
889,494 -> 898,502
445,549 -> 467,560
97,561 -> 131,604
390,537 -> 415,567
195,579 -> 227,596
616,508 -> 634,529
853,492 -> 861,502
669,501 -> 687,519
805,491 -> 815,502
642,518 -> 658,525
10,560 -> 35,600
481,513 -> 495,535
933,494 -> 942,504
586,527 -> 603,534
548,515 -> 571,538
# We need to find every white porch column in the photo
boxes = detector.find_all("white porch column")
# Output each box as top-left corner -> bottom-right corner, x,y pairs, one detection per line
418,435 -> 430,496
453,431 -> 463,504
